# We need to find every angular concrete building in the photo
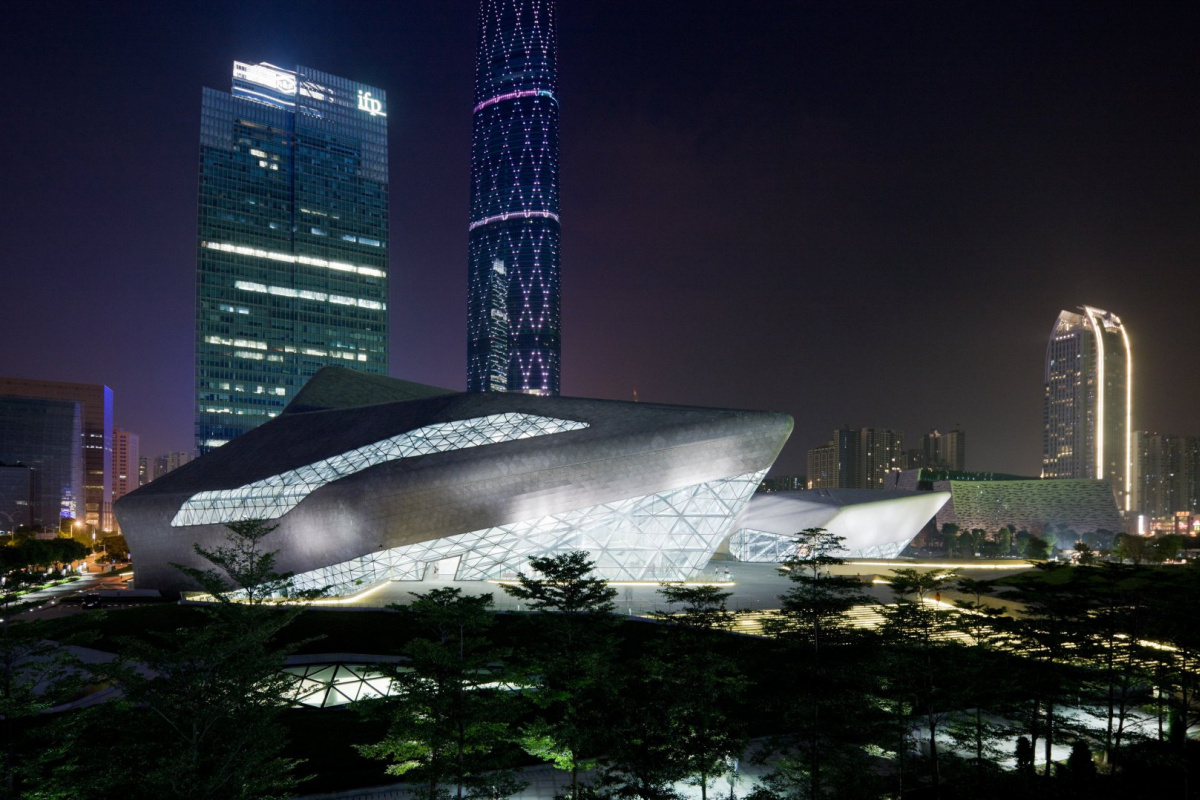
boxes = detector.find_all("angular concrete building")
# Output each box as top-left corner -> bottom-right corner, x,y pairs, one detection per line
728,488 -> 951,562
117,368 -> 791,596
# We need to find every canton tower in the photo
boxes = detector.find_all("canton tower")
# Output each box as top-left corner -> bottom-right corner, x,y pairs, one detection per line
467,0 -> 561,395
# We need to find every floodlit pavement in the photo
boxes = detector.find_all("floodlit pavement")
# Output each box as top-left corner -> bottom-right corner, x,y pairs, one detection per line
307,559 -> 1035,616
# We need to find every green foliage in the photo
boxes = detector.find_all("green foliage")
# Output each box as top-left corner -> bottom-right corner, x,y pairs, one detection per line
502,551 -> 617,616
652,583 -> 734,630
763,528 -> 867,651
97,533 -> 129,562
0,538 -> 89,575
502,552 -> 618,800
357,589 -> 522,800
175,519 -> 319,603
1026,535 -> 1051,561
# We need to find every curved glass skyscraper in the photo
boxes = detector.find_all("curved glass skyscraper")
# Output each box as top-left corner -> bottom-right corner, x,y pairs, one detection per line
1043,306 -> 1133,512
467,0 -> 561,395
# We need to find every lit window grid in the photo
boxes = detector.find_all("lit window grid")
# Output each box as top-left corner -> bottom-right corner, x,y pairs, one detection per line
285,470 -> 767,597
172,413 -> 589,527
196,66 -> 388,455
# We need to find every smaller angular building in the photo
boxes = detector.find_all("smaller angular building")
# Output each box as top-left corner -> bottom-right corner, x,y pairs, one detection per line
117,368 -> 792,596
728,489 -> 951,562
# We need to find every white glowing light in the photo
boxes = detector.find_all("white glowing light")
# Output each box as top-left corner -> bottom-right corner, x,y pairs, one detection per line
233,62 -> 297,95
467,209 -> 560,232
1122,323 -> 1133,512
232,280 -> 386,310
203,241 -> 386,278
357,91 -> 386,117
172,413 -> 589,527
473,88 -> 557,114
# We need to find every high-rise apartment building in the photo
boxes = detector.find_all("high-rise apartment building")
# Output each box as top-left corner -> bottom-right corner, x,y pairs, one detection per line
1043,307 -> 1133,512
0,378 -> 111,529
807,425 -> 905,489
195,61 -> 390,454
1135,432 -> 1200,519
0,395 -> 83,529
153,452 -> 192,481
112,427 -> 139,504
920,428 -> 966,471
860,427 -> 906,489
467,0 -> 561,396
806,443 -> 838,489
138,456 -> 149,487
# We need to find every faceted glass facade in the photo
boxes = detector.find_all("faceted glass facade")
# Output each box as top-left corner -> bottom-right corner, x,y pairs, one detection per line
286,470 -> 766,596
0,379 -> 112,530
196,62 -> 389,454
730,527 -> 911,561
467,0 -> 561,395
285,662 -> 396,708
172,413 -> 589,527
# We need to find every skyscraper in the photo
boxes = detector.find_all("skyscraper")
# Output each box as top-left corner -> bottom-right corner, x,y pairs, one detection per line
920,428 -> 966,471
806,425 -> 905,489
0,395 -> 82,529
0,378 -> 111,529
1043,307 -> 1133,512
195,62 -> 389,454
112,427 -> 139,504
467,0 -> 561,395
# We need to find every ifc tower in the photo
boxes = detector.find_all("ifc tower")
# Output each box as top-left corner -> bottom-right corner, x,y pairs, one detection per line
467,0 -> 561,396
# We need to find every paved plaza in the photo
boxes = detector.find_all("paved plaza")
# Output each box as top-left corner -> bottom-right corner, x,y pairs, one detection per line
307,558 -> 1034,616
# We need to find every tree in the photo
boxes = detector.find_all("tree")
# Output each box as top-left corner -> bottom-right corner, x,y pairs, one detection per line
940,523 -> 960,557
646,584 -> 744,800
358,588 -> 521,800
175,519 -> 313,604
652,583 -> 734,630
1112,533 -> 1153,566
502,552 -> 618,800
0,604 -> 83,797
1155,534 -> 1185,564
761,529 -> 871,800
879,568 -> 961,798
46,519 -> 317,799
997,563 -> 1093,780
1026,536 -> 1051,561
98,532 -> 130,562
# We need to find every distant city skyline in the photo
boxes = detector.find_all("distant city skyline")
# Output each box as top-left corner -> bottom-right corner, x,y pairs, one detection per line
0,2 -> 1196,477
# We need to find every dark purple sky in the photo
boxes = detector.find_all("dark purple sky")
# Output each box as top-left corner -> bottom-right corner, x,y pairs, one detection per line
1,1 -> 1197,477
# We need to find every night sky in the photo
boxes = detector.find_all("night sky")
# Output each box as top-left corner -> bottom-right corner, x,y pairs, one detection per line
1,1 -> 1196,477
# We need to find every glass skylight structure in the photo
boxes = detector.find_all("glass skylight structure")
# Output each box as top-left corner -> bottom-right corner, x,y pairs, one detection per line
730,527 -> 911,561
286,470 -> 767,596
195,62 -> 389,454
285,662 -> 396,708
467,0 -> 561,395
172,413 -> 588,527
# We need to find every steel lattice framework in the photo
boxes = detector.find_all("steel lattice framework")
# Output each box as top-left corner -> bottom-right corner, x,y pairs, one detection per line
467,0 -> 561,395
172,413 -> 588,527
287,470 -> 767,596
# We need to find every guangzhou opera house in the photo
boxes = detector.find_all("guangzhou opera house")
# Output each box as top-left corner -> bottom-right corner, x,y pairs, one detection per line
728,488 -> 952,562
117,368 -> 794,597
